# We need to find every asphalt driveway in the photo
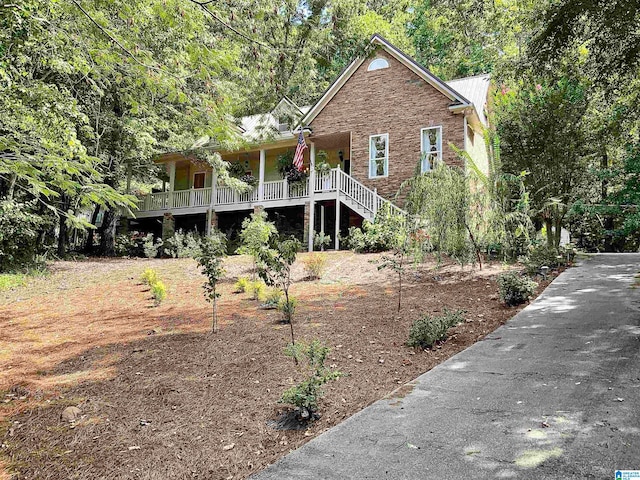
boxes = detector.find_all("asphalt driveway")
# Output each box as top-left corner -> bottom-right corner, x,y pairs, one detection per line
253,254 -> 640,479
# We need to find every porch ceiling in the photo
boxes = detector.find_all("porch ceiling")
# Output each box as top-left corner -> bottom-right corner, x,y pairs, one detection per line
310,131 -> 350,150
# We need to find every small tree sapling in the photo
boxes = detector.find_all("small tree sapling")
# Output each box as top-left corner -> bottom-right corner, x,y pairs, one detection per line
197,231 -> 227,333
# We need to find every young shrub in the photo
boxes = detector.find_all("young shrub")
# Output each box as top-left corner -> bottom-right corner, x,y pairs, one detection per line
150,280 -> 166,306
249,280 -> 267,301
142,233 -> 162,259
524,244 -> 566,275
303,253 -> 327,280
141,268 -> 158,286
407,310 -> 461,350
277,295 -> 298,324
257,235 -> 301,349
313,231 -> 331,251
497,271 -> 538,306
237,211 -> 277,278
233,276 -> 250,293
197,231 -> 227,333
280,340 -> 345,420
263,288 -> 283,309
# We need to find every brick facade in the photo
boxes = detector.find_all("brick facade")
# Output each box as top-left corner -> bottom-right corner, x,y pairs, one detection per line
309,50 -> 465,200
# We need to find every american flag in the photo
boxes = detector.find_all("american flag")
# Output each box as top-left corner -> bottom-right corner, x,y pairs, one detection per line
293,130 -> 307,171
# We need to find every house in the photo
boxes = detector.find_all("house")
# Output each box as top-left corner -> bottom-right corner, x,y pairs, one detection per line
130,34 -> 491,251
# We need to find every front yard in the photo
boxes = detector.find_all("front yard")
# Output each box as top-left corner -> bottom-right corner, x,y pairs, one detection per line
0,253 -> 554,479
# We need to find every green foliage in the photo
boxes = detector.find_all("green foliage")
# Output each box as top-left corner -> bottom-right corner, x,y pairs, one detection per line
196,231 -> 227,333
264,288 -> 283,309
497,272 -> 538,306
0,273 -> 27,291
407,309 -> 465,349
142,234 -> 162,259
459,130 -> 534,261
496,77 -> 590,249
163,230 -> 202,259
0,200 -> 44,272
237,211 -> 278,276
343,207 -> 407,253
313,231 -> 331,251
249,280 -> 267,302
277,296 -> 298,324
257,235 -> 301,339
115,233 -> 138,257
151,280 -> 167,306
523,244 -> 567,275
303,253 -> 328,280
401,163 -> 478,266
234,276 -> 250,294
141,268 -> 159,286
280,340 -> 345,416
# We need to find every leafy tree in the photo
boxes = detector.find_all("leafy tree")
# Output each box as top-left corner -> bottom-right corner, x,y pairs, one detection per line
409,0 -> 543,79
236,210 -> 277,278
197,232 -> 227,333
456,129 -> 533,260
257,235 -> 301,350
401,163 -> 480,267
495,76 -> 590,249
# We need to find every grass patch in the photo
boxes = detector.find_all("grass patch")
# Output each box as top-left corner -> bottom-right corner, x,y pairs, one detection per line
0,273 -> 27,291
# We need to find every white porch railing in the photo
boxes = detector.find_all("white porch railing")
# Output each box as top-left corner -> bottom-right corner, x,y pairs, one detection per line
135,169 -> 404,222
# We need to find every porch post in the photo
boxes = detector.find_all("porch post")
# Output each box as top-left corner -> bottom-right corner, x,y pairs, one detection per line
320,205 -> 325,250
308,141 -> 316,252
335,166 -> 341,251
258,149 -> 266,202
168,161 -> 176,208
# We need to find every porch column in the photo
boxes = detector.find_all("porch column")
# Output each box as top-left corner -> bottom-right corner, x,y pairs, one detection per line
308,141 -> 316,252
258,149 -> 266,202
168,161 -> 176,208
335,168 -> 341,251
320,205 -> 325,251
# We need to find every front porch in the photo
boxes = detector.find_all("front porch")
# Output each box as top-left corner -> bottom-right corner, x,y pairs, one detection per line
135,131 -> 402,250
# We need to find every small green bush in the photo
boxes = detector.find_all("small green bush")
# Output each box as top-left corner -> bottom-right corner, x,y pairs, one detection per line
249,280 -> 267,301
407,309 -> 465,349
497,271 -> 537,306
143,233 -> 162,259
0,273 -> 27,291
151,280 -> 167,306
263,288 -> 283,308
234,276 -> 250,293
342,208 -> 406,253
303,253 -> 327,279
280,340 -> 345,418
163,229 -> 202,258
524,244 -> 567,275
277,296 -> 298,324
141,268 -> 158,285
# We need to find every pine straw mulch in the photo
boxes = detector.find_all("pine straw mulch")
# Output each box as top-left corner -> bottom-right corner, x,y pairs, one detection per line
0,253 -> 560,480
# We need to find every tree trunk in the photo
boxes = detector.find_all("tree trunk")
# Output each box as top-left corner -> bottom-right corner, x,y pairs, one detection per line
7,173 -> 17,200
553,217 -> 562,250
99,208 -> 118,256
212,292 -> 217,333
57,195 -> 70,257
84,204 -> 101,254
545,218 -> 553,249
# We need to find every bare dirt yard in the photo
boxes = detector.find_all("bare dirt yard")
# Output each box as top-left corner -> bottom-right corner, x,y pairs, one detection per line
0,252 -> 559,479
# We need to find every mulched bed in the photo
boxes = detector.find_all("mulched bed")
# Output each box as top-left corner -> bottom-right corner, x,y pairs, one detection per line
0,258 -> 558,480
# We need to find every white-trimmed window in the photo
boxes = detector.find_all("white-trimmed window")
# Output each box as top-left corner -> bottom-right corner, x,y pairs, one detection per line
367,58 -> 389,72
369,134 -> 389,178
420,126 -> 442,173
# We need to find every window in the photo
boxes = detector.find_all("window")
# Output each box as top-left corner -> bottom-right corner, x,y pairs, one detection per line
420,126 -> 442,173
193,172 -> 206,189
367,58 -> 389,72
369,134 -> 389,178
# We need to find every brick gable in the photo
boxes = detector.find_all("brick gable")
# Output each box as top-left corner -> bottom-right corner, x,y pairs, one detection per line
309,50 -> 465,200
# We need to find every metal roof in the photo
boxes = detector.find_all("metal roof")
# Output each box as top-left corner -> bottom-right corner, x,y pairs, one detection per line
446,74 -> 491,125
